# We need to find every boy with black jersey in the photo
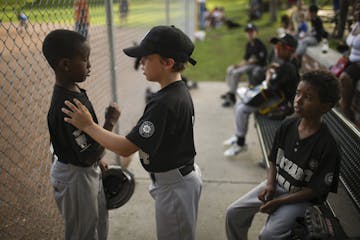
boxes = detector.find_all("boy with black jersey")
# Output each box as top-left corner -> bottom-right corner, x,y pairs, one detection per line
221,23 -> 267,107
225,70 -> 341,240
224,34 -> 299,157
43,29 -> 120,240
61,25 -> 202,240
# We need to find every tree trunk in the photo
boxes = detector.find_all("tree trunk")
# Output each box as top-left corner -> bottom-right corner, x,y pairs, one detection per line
337,0 -> 350,39
269,0 -> 277,22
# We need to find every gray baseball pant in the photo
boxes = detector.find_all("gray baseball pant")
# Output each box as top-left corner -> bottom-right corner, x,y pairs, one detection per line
295,36 -> 318,56
50,160 -> 108,240
226,180 -> 311,240
226,64 -> 257,94
149,164 -> 202,240
235,102 -> 257,138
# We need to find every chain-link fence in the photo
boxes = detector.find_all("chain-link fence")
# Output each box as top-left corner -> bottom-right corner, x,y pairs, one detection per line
0,0 -> 195,238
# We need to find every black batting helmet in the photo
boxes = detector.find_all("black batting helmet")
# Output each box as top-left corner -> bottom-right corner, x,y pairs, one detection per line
102,167 -> 135,210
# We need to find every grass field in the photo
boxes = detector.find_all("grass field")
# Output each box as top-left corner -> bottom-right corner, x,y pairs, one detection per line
184,0 -> 278,82
184,0 -> 333,82
2,0 -> 334,82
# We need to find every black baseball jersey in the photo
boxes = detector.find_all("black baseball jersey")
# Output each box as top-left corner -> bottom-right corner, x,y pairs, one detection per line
126,81 -> 196,172
47,84 -> 104,167
244,38 -> 268,66
268,59 -> 299,103
268,117 -> 340,203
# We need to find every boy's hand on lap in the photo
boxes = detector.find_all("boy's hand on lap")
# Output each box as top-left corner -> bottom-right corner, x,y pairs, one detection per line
259,199 -> 281,214
62,99 -> 94,131
258,184 -> 275,202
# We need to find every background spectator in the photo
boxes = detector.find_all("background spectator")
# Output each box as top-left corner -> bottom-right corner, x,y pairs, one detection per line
119,0 -> 129,25
295,5 -> 327,64
17,10 -> 28,34
221,23 -> 267,107
338,0 -> 360,128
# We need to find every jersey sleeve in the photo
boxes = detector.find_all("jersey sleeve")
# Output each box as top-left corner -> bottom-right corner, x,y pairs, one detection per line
126,101 -> 170,156
256,41 -> 267,65
244,42 -> 251,60
61,111 -> 104,165
268,122 -> 285,164
307,140 -> 341,197
49,102 -> 104,166
268,64 -> 287,90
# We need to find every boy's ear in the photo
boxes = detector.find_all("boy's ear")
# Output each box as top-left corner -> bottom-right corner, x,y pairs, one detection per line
162,58 -> 175,69
58,58 -> 70,71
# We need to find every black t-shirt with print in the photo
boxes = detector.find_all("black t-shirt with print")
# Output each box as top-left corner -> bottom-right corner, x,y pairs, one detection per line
126,81 -> 196,173
47,84 -> 104,167
244,38 -> 268,66
268,117 -> 341,203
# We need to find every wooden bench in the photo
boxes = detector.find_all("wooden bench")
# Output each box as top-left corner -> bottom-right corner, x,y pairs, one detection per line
254,109 -> 360,239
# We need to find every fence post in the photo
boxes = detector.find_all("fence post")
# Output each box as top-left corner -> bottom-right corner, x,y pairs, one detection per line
165,0 -> 170,25
105,0 -> 121,164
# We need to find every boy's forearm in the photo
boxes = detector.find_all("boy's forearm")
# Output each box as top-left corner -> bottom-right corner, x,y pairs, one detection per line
84,122 -> 138,157
277,187 -> 316,205
266,162 -> 276,186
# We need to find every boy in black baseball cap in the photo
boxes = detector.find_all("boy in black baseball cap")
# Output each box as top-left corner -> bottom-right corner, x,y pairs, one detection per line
62,25 -> 202,240
221,22 -> 267,107
224,33 -> 299,157
123,25 -> 197,66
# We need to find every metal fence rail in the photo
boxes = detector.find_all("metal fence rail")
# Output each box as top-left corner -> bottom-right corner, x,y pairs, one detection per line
0,0 -> 195,238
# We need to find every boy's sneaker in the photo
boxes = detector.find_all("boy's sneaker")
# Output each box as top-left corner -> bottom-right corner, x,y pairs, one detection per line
224,144 -> 247,157
223,136 -> 237,146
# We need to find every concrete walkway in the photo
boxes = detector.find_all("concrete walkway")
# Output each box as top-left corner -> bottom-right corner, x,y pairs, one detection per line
107,82 -> 268,240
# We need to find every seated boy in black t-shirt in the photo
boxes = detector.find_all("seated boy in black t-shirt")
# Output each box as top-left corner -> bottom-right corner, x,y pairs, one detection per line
225,70 -> 341,240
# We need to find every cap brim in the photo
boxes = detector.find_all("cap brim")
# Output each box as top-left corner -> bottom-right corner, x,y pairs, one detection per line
123,45 -> 150,58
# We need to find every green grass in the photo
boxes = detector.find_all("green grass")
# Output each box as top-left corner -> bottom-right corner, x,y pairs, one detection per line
184,0 -> 279,82
2,0 -> 336,81
184,0 -> 334,82
2,0 -> 176,27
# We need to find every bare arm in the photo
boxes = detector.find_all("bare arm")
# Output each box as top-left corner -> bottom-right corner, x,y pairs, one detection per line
338,72 -> 354,120
62,99 -> 139,157
83,123 -> 138,157
260,186 -> 316,214
258,161 -> 277,202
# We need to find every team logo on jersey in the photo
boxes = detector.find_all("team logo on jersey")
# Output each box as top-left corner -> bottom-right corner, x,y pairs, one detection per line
72,130 -> 90,151
139,121 -> 155,138
324,173 -> 333,186
309,158 -> 319,171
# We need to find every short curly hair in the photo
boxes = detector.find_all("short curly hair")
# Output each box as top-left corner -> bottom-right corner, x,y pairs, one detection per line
42,29 -> 87,70
300,70 -> 340,107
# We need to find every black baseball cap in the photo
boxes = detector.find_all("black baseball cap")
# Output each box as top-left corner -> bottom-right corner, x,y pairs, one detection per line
123,25 -> 196,65
244,23 -> 257,32
271,34 -> 298,50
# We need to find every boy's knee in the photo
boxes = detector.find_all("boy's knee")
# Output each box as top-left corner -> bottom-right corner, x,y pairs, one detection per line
259,227 -> 290,240
225,205 -> 239,222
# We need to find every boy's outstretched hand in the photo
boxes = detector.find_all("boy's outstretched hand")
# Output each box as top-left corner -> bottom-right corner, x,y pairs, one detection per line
105,102 -> 120,126
62,99 -> 94,131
